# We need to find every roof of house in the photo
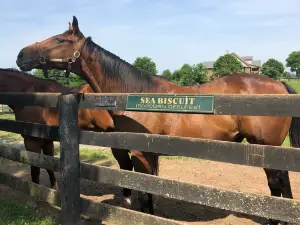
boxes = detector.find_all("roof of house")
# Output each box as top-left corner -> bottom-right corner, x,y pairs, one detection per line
252,60 -> 261,67
240,56 -> 253,61
202,61 -> 214,68
203,52 -> 261,69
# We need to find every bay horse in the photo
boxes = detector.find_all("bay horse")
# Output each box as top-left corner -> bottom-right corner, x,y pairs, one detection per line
0,68 -> 114,189
16,16 -> 300,224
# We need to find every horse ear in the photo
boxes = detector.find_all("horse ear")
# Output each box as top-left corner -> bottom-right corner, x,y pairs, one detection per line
72,16 -> 80,34
68,22 -> 72,30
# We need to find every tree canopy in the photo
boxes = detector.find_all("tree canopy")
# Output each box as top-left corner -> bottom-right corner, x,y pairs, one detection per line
161,69 -> 172,80
213,54 -> 243,77
133,56 -> 158,75
261,58 -> 284,79
286,51 -> 300,77
163,63 -> 207,85
33,69 -> 86,87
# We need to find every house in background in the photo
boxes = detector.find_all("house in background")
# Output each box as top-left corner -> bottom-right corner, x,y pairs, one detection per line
203,52 -> 262,77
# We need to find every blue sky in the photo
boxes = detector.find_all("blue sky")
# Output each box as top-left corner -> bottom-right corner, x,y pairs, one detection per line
1,0 -> 299,73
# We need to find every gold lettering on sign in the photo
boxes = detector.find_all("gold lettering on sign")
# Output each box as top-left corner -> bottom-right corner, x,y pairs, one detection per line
135,96 -> 203,111
189,98 -> 195,104
158,98 -> 164,104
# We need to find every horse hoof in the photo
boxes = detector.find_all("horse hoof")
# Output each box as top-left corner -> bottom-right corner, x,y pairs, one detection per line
122,197 -> 132,209
153,194 -> 159,206
51,182 -> 58,190
267,219 -> 280,225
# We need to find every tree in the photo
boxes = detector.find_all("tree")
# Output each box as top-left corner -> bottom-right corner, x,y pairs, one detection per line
213,54 -> 243,77
165,63 -> 207,85
161,69 -> 172,80
286,51 -> 300,77
133,56 -> 158,75
261,58 -> 285,79
178,63 -> 207,85
33,69 -> 86,87
283,71 -> 292,78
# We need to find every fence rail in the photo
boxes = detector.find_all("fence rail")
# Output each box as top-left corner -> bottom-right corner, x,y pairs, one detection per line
1,118 -> 300,172
0,171 -> 181,225
2,142 -> 300,223
1,92 -> 300,224
1,92 -> 300,116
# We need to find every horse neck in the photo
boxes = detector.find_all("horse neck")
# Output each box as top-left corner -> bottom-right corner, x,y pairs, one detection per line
0,72 -> 34,92
70,84 -> 92,93
80,42 -> 179,93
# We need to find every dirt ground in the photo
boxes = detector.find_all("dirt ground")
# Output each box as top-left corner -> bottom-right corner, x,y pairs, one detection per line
1,151 -> 300,225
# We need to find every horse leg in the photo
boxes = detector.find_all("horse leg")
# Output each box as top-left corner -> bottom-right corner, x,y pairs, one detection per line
278,170 -> 293,199
42,140 -> 58,189
264,168 -> 292,225
111,148 -> 133,209
276,171 -> 293,225
131,151 -> 158,215
249,138 -> 292,225
24,136 -> 42,185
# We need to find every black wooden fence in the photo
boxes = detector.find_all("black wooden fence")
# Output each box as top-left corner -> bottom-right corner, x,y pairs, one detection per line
1,92 -> 300,225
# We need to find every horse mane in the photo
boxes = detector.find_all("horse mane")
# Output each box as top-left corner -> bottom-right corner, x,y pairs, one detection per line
85,38 -> 171,92
0,68 -> 23,73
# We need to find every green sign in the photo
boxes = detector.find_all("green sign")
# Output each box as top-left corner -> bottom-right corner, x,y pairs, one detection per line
126,94 -> 215,114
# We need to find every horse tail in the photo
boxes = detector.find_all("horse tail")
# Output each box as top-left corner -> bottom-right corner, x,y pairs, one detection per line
281,81 -> 300,147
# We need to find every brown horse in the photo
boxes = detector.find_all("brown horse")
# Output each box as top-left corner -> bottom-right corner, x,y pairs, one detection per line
0,68 -> 114,189
16,16 -> 300,224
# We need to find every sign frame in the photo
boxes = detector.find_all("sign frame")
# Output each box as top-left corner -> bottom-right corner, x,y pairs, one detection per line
126,94 -> 215,114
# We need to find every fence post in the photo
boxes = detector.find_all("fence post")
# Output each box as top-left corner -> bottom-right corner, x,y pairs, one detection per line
59,93 -> 81,225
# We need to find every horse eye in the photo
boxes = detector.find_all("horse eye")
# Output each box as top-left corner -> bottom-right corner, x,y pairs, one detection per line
55,37 -> 64,44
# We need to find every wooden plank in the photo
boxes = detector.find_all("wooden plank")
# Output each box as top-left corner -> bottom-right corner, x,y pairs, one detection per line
79,131 -> 300,172
75,93 -> 300,116
0,141 -> 60,171
79,95 -> 127,111
0,171 -> 61,206
1,118 -> 300,172
80,162 -> 300,224
3,92 -> 300,117
59,93 -> 81,225
0,119 -> 59,140
81,93 -> 300,116
2,145 -> 300,223
215,94 -> 300,117
0,92 -> 60,107
80,197 -> 182,225
0,172 -> 182,225
0,92 -> 126,110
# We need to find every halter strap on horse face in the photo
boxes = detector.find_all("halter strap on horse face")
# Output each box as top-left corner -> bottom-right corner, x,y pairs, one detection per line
35,36 -> 91,79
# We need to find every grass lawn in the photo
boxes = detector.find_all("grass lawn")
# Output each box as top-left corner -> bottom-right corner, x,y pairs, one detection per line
0,196 -> 56,225
53,146 -> 116,163
0,114 -> 23,142
283,80 -> 300,93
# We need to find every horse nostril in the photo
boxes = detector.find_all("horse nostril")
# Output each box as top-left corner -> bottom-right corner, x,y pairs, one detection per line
17,51 -> 23,59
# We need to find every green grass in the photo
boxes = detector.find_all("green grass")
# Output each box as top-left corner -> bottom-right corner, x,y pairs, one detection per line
54,147 -> 115,163
0,196 -> 56,225
0,114 -> 22,142
0,113 -> 15,120
79,148 -> 114,161
286,80 -> 300,93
